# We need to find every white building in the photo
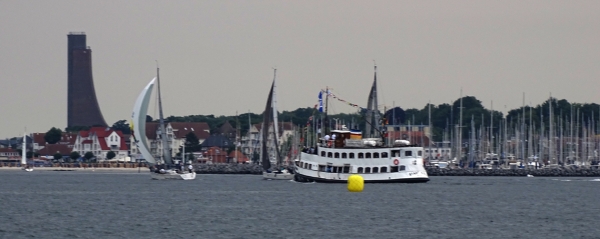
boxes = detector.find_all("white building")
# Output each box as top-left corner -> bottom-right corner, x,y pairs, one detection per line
72,127 -> 128,161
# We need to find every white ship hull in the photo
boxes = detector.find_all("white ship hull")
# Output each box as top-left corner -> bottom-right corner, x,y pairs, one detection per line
295,146 -> 429,183
151,170 -> 196,180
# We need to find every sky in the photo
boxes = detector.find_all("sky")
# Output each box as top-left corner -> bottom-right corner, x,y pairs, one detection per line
1,0 -> 599,138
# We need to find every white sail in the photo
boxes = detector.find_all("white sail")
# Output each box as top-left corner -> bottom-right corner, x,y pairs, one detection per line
132,78 -> 157,165
21,132 -> 27,165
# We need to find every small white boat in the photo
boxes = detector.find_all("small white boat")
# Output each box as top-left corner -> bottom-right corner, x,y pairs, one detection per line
151,170 -> 196,180
263,169 -> 294,180
527,174 -> 534,177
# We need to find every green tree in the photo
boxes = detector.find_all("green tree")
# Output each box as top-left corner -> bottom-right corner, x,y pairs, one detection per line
106,151 -> 116,160
26,151 -> 33,159
53,153 -> 63,162
44,127 -> 63,144
185,131 -> 200,151
70,151 -> 81,162
384,107 -> 406,125
84,152 -> 94,162
111,120 -> 131,134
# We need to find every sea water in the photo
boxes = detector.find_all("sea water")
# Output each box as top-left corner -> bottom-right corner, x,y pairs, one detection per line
0,170 -> 599,239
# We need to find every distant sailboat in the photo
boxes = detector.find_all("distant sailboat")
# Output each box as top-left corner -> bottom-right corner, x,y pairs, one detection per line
22,132 -> 32,172
262,69 -> 293,180
132,67 -> 196,180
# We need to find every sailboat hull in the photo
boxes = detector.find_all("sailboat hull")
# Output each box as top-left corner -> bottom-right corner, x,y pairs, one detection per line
262,171 -> 294,180
23,168 -> 33,172
151,171 -> 196,180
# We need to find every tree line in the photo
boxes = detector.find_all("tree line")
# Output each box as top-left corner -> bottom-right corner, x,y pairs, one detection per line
36,96 -> 598,144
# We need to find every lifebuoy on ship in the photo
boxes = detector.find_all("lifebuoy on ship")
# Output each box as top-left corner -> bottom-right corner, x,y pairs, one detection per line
393,159 -> 399,165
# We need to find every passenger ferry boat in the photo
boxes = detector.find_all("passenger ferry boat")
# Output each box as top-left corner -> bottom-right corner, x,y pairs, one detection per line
294,66 -> 429,183
294,129 -> 429,183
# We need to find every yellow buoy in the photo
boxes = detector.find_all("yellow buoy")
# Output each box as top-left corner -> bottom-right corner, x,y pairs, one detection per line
347,174 -> 364,192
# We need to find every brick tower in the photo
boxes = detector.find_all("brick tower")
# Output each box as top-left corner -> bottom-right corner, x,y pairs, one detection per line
67,32 -> 107,128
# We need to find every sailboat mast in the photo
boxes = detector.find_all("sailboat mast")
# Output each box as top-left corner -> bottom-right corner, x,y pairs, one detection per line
156,66 -> 172,165
248,110 -> 253,161
428,101 -> 432,161
271,69 -> 282,168
490,101 -> 493,155
22,129 -> 27,166
458,89 -> 463,166
549,94 -> 553,165
324,86 -> 329,135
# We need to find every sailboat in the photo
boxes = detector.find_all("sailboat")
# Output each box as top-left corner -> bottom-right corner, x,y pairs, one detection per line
22,132 -> 32,172
132,68 -> 196,180
294,66 -> 429,183
262,69 -> 294,180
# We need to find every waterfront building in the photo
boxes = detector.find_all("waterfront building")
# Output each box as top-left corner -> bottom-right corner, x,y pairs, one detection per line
32,133 -> 77,158
72,127 -> 128,160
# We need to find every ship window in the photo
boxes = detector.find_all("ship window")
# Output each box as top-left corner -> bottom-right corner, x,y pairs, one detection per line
327,152 -> 333,158
334,153 -> 340,158
349,153 -> 355,159
399,165 -> 406,171
405,151 -> 412,157
365,167 -> 371,173
391,150 -> 400,157
365,153 -> 371,158
358,153 -> 364,159
418,151 -> 422,156
342,153 -> 347,158
321,151 -> 325,157
319,165 -> 326,172
357,167 -> 363,173
381,152 -> 388,158
391,166 -> 398,172
372,167 -> 379,173
381,167 -> 388,173
343,166 -> 350,173
373,153 -> 379,158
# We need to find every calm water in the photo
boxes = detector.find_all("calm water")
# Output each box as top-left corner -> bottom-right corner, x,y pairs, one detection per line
0,170 -> 599,239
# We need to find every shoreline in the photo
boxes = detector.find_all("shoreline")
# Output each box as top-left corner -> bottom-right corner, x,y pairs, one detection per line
0,167 -> 145,172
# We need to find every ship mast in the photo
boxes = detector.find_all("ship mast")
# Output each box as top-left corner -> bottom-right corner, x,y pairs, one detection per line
156,65 -> 172,165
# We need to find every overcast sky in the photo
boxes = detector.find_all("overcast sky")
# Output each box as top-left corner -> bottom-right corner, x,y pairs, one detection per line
1,0 -> 599,138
